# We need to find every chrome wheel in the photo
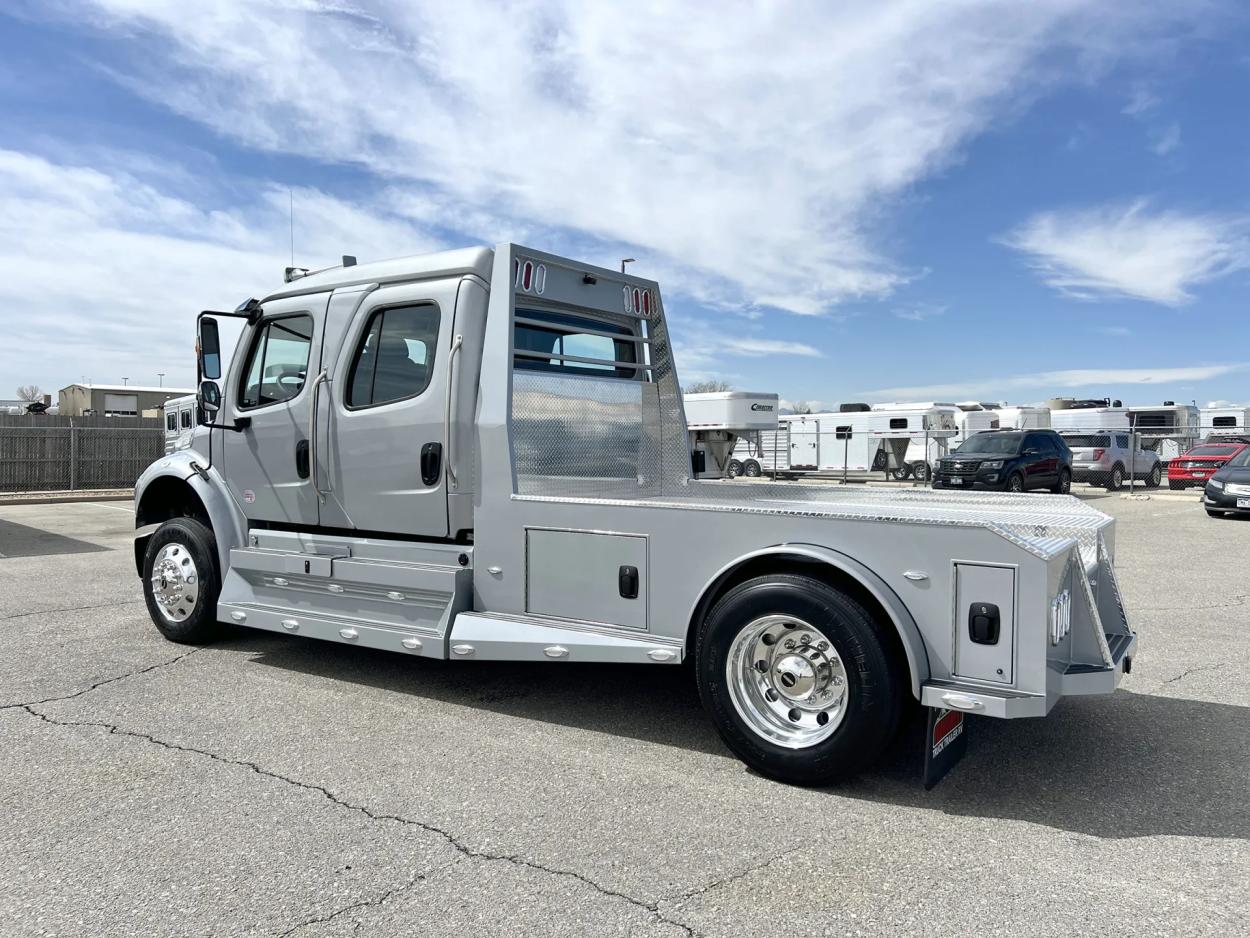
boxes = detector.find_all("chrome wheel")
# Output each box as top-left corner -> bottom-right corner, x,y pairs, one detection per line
149,542 -> 199,623
725,615 -> 850,749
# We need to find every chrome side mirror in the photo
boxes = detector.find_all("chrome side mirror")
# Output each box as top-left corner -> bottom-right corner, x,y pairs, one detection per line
198,380 -> 221,420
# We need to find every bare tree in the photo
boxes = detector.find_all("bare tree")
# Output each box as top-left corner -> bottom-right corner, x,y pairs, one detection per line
16,385 -> 42,402
683,379 -> 733,394
791,401 -> 815,414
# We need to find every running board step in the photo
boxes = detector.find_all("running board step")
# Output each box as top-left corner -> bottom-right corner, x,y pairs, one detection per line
447,613 -> 684,665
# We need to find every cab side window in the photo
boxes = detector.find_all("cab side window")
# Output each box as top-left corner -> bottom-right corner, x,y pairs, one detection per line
238,315 -> 314,409
180,410 -> 193,429
166,412 -> 177,431
346,304 -> 440,408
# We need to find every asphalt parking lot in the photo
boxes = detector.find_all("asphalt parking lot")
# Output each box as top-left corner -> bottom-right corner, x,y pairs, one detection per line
2,495 -> 1247,937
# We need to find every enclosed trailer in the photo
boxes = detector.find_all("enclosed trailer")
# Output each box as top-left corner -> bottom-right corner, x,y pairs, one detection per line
684,391 -> 778,478
993,405 -> 1050,430
1200,406 -> 1250,438
162,394 -> 198,453
1128,403 -> 1201,466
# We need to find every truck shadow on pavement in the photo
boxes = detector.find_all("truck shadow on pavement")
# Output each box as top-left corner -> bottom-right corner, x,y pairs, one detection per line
232,633 -> 1249,842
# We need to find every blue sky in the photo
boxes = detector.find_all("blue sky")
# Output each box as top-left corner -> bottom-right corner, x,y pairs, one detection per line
2,1 -> 1249,409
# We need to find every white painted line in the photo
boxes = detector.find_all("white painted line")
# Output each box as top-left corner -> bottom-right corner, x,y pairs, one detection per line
87,503 -> 134,513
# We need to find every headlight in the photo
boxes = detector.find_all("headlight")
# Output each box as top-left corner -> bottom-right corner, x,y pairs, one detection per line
981,459 -> 1004,469
1208,479 -> 1224,490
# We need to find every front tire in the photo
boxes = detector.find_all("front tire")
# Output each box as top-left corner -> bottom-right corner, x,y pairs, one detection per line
695,574 -> 904,785
142,517 -> 224,644
1145,465 -> 1162,488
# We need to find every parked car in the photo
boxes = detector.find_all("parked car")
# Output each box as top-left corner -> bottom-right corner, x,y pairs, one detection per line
1063,432 -> 1162,490
932,429 -> 1072,493
1169,440 -> 1249,490
1202,446 -> 1250,517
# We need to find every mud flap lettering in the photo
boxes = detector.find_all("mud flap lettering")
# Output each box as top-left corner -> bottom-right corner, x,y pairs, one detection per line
923,707 -> 968,790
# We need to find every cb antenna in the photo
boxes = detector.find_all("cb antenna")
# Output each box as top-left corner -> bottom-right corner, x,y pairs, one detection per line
289,188 -> 295,266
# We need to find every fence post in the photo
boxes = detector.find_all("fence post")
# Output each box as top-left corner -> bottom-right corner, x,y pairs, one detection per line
69,421 -> 77,491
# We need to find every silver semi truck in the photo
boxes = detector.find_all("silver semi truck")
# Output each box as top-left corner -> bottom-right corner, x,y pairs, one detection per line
134,244 -> 1135,785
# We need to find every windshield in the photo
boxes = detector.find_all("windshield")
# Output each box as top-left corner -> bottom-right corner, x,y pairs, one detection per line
1228,448 -> 1250,468
955,432 -> 1022,455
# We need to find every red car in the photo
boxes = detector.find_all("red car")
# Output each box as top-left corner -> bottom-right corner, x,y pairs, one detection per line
1169,441 -> 1249,489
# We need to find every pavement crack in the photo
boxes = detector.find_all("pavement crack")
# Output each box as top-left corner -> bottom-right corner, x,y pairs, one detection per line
17,706 -> 699,938
1158,662 -> 1225,688
0,648 -> 201,711
661,848 -> 799,909
277,872 -> 428,937
0,599 -> 145,621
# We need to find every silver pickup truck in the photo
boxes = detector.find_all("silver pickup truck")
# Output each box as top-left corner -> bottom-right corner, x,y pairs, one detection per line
134,245 -> 1136,785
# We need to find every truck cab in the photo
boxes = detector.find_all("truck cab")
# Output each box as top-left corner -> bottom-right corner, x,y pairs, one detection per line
134,244 -> 1136,786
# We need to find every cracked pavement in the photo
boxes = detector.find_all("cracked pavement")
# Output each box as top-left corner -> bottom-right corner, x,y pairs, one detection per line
1,498 -> 1248,936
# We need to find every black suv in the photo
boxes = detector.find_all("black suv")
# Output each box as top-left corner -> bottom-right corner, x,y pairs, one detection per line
933,429 -> 1072,493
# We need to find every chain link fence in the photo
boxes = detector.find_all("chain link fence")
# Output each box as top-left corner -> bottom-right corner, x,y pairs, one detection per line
728,422 -> 1248,494
0,416 -> 164,493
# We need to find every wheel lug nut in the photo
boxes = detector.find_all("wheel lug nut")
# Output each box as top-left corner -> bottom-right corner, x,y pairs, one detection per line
799,633 -> 811,644
783,639 -> 796,650
817,641 -> 828,651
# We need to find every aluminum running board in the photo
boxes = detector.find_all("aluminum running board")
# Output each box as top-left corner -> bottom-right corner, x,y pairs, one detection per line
446,612 -> 685,664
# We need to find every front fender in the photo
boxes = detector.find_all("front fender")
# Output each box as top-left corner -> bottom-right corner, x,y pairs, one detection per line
134,450 -> 247,575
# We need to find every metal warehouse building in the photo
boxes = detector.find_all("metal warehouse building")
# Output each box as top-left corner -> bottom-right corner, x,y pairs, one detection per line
58,384 -> 196,418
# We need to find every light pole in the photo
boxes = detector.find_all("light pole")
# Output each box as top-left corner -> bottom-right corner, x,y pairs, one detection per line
157,373 -> 165,387
121,377 -> 129,386
620,258 -> 635,274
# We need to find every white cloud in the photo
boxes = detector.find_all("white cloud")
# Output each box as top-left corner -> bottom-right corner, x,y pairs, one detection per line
0,149 -> 447,393
42,0 -> 1217,316
1003,200 -> 1250,306
857,363 -> 1248,402
719,338 -> 822,359
1150,122 -> 1182,156
894,303 -> 948,322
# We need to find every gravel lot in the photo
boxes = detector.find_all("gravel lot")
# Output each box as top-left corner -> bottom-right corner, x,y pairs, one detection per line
2,495 -> 1247,937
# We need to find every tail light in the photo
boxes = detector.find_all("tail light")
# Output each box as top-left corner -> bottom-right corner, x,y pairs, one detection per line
1093,448 -> 1105,461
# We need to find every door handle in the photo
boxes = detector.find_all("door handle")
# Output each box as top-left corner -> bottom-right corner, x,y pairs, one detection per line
295,439 -> 310,479
421,442 -> 443,486
307,370 -> 328,500
618,565 -> 639,599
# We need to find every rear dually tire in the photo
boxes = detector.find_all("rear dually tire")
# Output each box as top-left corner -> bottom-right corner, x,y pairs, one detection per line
695,574 -> 905,786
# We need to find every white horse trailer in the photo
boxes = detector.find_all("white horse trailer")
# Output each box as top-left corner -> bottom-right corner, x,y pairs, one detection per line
1050,405 -> 1130,433
871,403 -> 961,481
746,412 -> 893,476
993,406 -> 1050,430
684,391 -> 778,478
1200,406 -> 1250,438
162,394 -> 198,453
1128,403 -> 1201,466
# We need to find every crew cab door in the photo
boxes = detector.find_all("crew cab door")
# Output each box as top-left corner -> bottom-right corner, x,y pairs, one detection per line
220,294 -> 329,525
317,280 -> 456,538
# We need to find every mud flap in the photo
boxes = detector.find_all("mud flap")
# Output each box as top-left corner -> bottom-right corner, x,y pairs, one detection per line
922,707 -> 969,789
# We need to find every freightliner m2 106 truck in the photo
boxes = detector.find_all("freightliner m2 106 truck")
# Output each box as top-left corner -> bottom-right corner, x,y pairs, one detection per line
134,245 -> 1135,785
